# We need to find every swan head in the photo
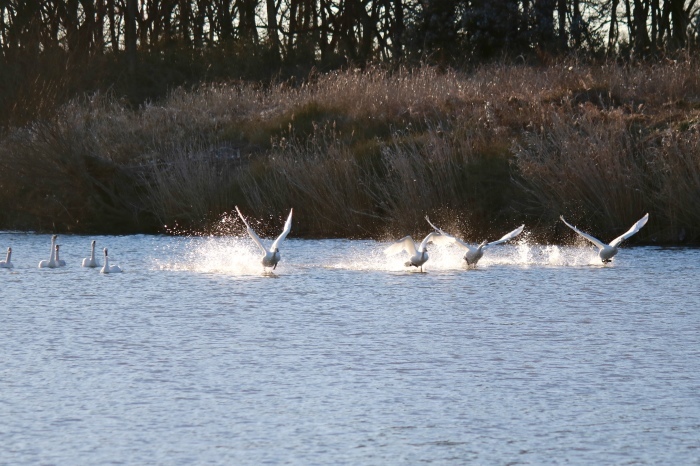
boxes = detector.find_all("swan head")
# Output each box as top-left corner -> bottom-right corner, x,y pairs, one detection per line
103,248 -> 108,256
91,240 -> 96,247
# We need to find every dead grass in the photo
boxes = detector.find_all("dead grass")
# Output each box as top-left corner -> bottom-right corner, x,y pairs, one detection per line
2,59 -> 700,241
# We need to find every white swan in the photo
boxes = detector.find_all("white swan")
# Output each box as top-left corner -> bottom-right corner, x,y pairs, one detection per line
426,217 -> 524,267
560,213 -> 649,263
55,245 -> 66,267
82,240 -> 100,268
0,247 -> 13,268
38,235 -> 58,268
384,231 -> 444,272
236,206 -> 293,271
100,248 -> 122,273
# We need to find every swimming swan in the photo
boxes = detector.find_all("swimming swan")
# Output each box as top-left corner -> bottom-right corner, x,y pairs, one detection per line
82,240 -> 100,268
426,217 -> 524,267
0,247 -> 13,268
100,248 -> 122,273
384,231 -> 444,272
235,206 -> 293,270
55,245 -> 66,267
38,235 -> 58,268
560,213 -> 649,263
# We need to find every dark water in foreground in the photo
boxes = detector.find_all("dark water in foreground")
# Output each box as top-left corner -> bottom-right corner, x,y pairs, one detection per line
1,232 -> 699,464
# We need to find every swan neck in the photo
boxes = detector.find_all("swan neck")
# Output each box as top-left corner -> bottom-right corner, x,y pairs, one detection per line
49,238 -> 56,263
6,249 -> 10,262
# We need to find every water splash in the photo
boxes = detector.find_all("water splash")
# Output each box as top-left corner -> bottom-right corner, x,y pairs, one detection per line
154,236 -> 266,275
154,235 -> 611,275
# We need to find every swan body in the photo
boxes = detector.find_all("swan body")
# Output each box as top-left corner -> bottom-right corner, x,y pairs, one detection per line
236,206 -> 293,271
82,240 -> 100,268
55,245 -> 66,267
560,213 -> 649,263
0,247 -> 13,268
100,248 -> 122,273
38,235 -> 58,268
426,217 -> 524,267
384,231 -> 444,272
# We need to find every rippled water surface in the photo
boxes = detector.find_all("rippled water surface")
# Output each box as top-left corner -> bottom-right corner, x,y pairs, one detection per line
1,232 -> 699,464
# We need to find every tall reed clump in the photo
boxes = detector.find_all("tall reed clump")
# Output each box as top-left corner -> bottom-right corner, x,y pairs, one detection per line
367,122 -> 519,238
236,121 -> 519,239
238,126 -> 378,237
0,115 -> 150,232
138,141 -> 245,229
648,128 -> 700,241
514,104 -> 700,243
514,107 -> 652,239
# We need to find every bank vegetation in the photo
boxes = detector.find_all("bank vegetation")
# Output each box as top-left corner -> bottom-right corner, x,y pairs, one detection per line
1,60 -> 699,243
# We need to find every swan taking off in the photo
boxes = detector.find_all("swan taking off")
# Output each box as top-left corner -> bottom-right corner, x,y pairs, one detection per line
38,235 -> 58,268
82,240 -> 100,268
235,206 -> 293,271
0,247 -> 13,268
560,213 -> 649,263
426,217 -> 524,267
384,231 -> 444,272
100,248 -> 123,273
55,245 -> 66,267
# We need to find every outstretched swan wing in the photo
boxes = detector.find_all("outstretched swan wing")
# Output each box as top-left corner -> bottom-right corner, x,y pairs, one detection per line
385,236 -> 418,256
560,216 -> 607,250
487,224 -> 525,247
418,231 -> 444,252
425,216 -> 469,250
609,213 -> 649,248
270,208 -> 293,251
236,206 -> 268,254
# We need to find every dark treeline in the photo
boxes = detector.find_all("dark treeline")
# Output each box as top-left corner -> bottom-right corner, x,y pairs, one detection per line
1,0 -> 699,124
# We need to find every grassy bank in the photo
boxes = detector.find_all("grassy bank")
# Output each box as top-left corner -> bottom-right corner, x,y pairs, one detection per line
1,60 -> 699,243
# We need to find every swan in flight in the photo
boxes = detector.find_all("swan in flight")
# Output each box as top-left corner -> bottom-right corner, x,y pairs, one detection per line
82,240 -> 100,268
560,213 -> 649,263
55,245 -> 66,267
38,235 -> 58,268
0,247 -> 13,268
384,231 -> 444,272
425,217 -> 524,267
236,206 -> 293,271
100,248 -> 123,273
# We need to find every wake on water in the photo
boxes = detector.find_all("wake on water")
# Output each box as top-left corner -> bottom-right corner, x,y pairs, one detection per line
155,233 -> 608,275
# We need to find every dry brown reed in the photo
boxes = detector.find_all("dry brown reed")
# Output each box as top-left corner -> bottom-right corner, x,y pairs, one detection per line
2,59 -> 700,242
514,108 -> 652,234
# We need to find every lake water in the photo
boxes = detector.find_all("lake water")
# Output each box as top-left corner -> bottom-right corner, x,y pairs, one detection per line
1,232 -> 699,464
